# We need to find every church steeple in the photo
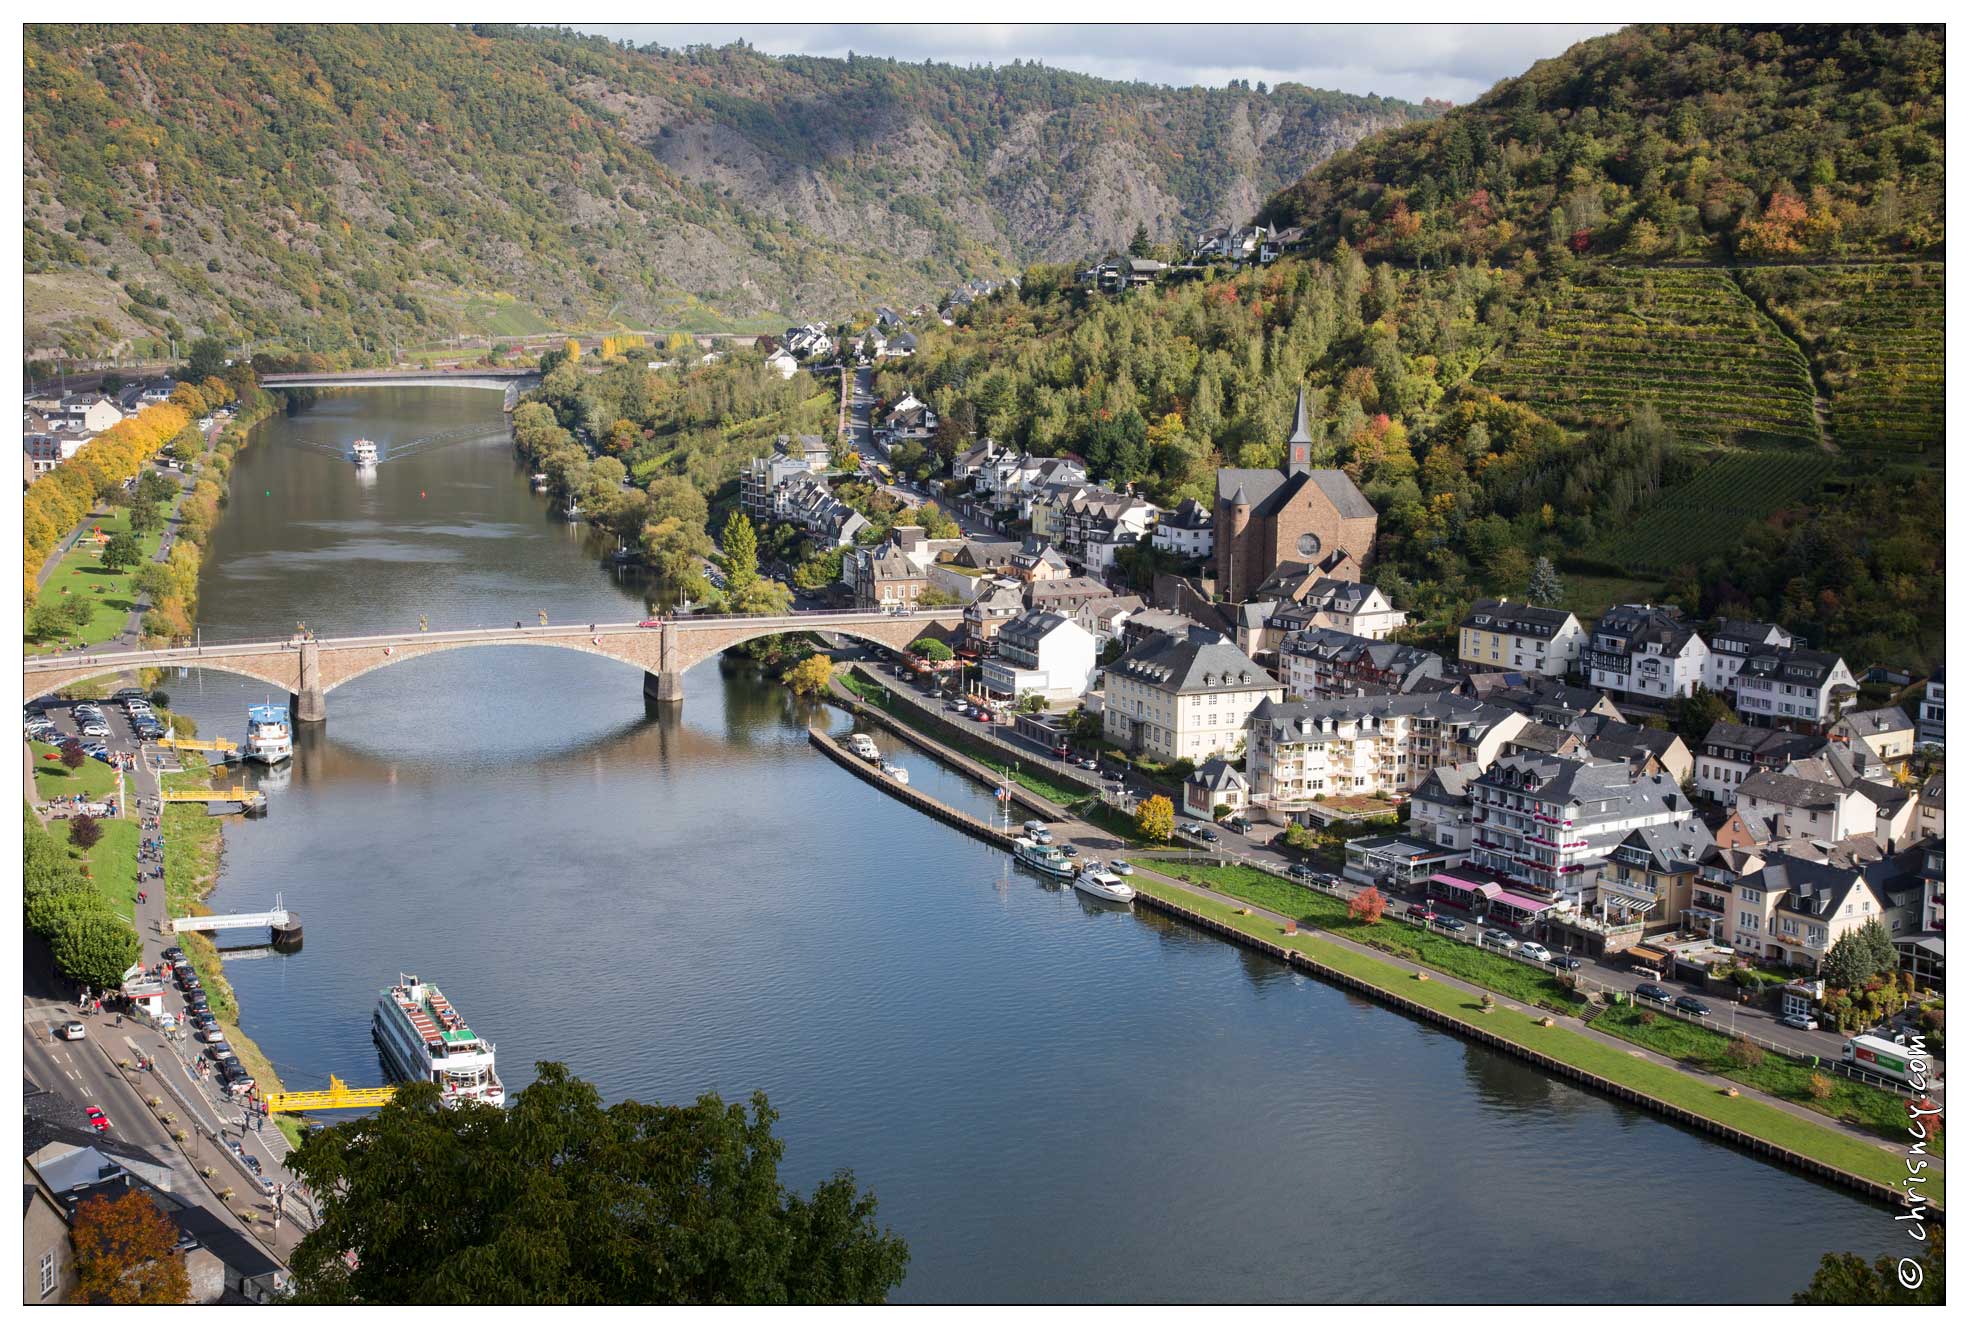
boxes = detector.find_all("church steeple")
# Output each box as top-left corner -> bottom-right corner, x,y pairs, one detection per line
1286,387 -> 1313,476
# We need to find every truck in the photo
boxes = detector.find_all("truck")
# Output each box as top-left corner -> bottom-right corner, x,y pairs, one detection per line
1840,1034 -> 1931,1086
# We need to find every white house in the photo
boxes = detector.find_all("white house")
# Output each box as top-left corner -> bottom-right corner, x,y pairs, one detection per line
1582,604 -> 1709,701
1703,619 -> 1794,695
1409,762 -> 1483,858
1102,628 -> 1280,763
1153,498 -> 1214,560
1918,667 -> 1944,747
764,347 -> 800,380
981,610 -> 1097,704
1733,648 -> 1858,732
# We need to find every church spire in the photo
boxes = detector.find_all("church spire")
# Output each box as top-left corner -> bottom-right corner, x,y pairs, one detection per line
1286,387 -> 1313,475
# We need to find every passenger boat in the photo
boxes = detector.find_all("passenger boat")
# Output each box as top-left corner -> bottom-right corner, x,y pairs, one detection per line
847,733 -> 881,762
350,438 -> 379,466
880,760 -> 910,785
372,973 -> 506,1108
531,472 -> 549,492
244,703 -> 292,765
1074,865 -> 1137,903
1013,836 -> 1075,878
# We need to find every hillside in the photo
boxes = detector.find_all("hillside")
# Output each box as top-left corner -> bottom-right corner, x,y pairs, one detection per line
22,23 -> 1424,359
1257,24 -> 1944,265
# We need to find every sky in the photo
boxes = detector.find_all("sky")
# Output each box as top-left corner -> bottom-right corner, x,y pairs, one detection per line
570,24 -> 1626,104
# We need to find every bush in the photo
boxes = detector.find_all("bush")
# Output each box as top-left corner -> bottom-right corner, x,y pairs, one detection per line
1807,1072 -> 1834,1102
1726,1036 -> 1766,1069
1636,1009 -> 1658,1025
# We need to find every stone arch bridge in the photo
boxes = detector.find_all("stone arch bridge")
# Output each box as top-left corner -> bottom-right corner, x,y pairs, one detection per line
259,368 -> 541,411
23,609 -> 966,722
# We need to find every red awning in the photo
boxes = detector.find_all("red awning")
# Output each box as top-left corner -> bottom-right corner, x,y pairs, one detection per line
1493,889 -> 1556,915
1430,873 -> 1499,899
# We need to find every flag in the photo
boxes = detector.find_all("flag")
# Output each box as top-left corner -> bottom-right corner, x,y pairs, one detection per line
996,786 -> 1008,800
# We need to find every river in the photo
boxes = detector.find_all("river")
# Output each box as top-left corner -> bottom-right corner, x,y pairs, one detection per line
163,388 -> 1891,1303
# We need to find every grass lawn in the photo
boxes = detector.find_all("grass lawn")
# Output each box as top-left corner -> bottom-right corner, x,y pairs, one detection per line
1150,858 -> 1587,1014
1071,797 -> 1155,846
27,503 -> 167,653
32,750 -> 120,802
1589,1004 -> 1941,1154
1132,871 -> 1930,1200
76,817 -> 141,922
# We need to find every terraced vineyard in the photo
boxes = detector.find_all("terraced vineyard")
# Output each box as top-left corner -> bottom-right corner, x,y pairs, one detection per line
1481,268 -> 1820,447
1583,451 -> 1839,575
1738,263 -> 1945,455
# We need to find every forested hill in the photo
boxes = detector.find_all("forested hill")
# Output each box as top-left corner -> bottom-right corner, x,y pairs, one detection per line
22,23 -> 1425,358
1257,24 -> 1944,265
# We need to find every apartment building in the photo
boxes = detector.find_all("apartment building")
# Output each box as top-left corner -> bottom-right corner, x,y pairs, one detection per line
1457,599 -> 1585,678
1733,647 -> 1858,732
1102,629 -> 1279,763
1245,694 -> 1525,820
1702,618 -> 1794,696
1279,627 -> 1443,701
1582,604 -> 1709,701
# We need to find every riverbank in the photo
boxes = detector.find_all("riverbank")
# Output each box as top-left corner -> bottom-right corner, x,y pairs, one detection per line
832,693 -> 1941,1211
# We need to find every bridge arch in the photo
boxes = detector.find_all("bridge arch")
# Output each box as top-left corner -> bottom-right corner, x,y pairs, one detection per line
25,656 -> 300,702
318,633 -> 660,695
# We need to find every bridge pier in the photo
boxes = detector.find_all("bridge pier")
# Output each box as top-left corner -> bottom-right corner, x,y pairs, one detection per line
291,687 -> 327,724
643,671 -> 684,705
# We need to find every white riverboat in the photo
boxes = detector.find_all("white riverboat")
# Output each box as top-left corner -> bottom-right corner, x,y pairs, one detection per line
847,733 -> 881,762
880,761 -> 911,785
244,703 -> 292,765
351,438 -> 379,466
1074,865 -> 1137,903
1013,836 -> 1075,879
372,973 -> 506,1108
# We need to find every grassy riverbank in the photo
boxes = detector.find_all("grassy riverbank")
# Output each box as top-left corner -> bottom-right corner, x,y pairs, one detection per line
26,502 -> 168,653
1589,1004 -> 1941,1154
838,671 -> 1089,804
1129,870 -> 1929,1200
1147,858 -> 1588,1015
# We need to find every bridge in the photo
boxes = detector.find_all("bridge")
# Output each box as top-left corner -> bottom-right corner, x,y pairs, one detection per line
260,368 -> 541,411
24,608 -> 968,722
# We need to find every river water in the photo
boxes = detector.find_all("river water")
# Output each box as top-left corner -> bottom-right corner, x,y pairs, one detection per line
164,389 -> 1890,1303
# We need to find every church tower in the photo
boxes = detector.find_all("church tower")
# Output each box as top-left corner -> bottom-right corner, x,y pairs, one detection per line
1285,387 -> 1314,476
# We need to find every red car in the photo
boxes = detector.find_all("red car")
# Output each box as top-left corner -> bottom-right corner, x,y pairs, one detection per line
86,1106 -> 110,1134
638,619 -> 664,628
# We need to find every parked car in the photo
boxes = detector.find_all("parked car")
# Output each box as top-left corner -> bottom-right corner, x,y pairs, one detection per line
1552,956 -> 1583,971
1405,905 -> 1438,923
1287,864 -> 1316,881
1197,828 -> 1220,843
1179,822 -> 1203,836
162,946 -> 185,963
1108,861 -> 1134,876
1674,995 -> 1712,1017
1635,983 -> 1674,1005
58,1021 -> 87,1041
1436,917 -> 1469,933
80,723 -> 110,738
1519,942 -> 1553,963
1779,1013 -> 1820,1031
205,1042 -> 233,1062
86,1106 -> 110,1134
1225,815 -> 1252,834
1481,929 -> 1518,951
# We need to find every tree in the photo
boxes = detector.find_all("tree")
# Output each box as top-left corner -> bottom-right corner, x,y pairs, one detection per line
911,638 -> 954,662
127,498 -> 163,535
183,335 -> 229,385
285,1064 -> 909,1304
1670,685 -> 1737,747
1016,692 -> 1045,714
917,586 -> 962,608
1823,927 -> 1891,993
1128,223 -> 1152,258
1525,556 -> 1565,606
1135,794 -> 1174,844
1347,886 -> 1387,924
48,912 -> 141,991
68,813 -> 104,851
722,510 -> 759,595
60,741 -> 87,771
785,654 -> 833,697
101,532 -> 142,572
1795,1227 -> 1943,1304
69,1189 -> 190,1305
1857,918 -> 1900,984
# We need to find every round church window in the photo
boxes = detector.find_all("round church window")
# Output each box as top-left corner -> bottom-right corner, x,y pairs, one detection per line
1296,532 -> 1322,557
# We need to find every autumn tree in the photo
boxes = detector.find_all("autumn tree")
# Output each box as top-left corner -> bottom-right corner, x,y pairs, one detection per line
785,654 -> 833,697
68,813 -> 103,851
1135,794 -> 1174,844
70,1189 -> 189,1305
60,741 -> 87,771
722,510 -> 760,596
1347,886 -> 1387,924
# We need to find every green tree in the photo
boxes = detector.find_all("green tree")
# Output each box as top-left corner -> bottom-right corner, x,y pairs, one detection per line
1823,928 -> 1887,992
101,532 -> 142,572
722,510 -> 760,596
285,1064 -> 908,1304
911,638 -> 954,662
48,912 -> 141,990
1128,223 -> 1152,258
1135,794 -> 1175,844
1525,556 -> 1565,606
1671,685 -> 1738,748
183,335 -> 229,384
1857,918 -> 1900,983
1795,1227 -> 1943,1304
126,498 -> 163,535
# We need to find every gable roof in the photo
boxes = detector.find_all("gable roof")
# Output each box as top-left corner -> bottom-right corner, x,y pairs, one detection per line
1109,627 -> 1274,696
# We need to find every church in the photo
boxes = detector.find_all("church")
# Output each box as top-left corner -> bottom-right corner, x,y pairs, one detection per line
1213,389 -> 1379,603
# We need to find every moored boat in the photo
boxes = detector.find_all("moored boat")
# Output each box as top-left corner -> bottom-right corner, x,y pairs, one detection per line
372,973 -> 505,1107
880,760 -> 910,785
1013,836 -> 1075,878
245,703 -> 292,765
847,733 -> 881,762
1074,865 -> 1136,903
351,438 -> 379,466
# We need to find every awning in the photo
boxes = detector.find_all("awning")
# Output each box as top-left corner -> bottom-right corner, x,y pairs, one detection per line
1430,873 -> 1499,899
1604,896 -> 1653,914
1493,890 -> 1556,915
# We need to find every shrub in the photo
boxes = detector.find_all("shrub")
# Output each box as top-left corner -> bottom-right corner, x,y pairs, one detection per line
1636,1009 -> 1658,1025
1806,1073 -> 1834,1102
1726,1036 -> 1766,1069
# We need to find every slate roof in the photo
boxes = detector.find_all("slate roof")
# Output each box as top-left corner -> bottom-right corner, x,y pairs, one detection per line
1460,598 -> 1577,638
1215,465 -> 1374,520
1109,627 -> 1274,696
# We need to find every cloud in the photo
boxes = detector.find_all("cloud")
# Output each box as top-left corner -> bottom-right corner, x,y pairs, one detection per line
570,23 -> 1625,103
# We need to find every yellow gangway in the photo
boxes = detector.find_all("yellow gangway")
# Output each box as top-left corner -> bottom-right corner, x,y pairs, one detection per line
160,785 -> 263,805
263,1075 -> 398,1114
157,736 -> 238,757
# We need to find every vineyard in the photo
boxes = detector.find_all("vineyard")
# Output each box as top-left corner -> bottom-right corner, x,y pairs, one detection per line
1582,451 -> 1839,575
1480,268 -> 1820,447
1738,264 -> 1945,456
